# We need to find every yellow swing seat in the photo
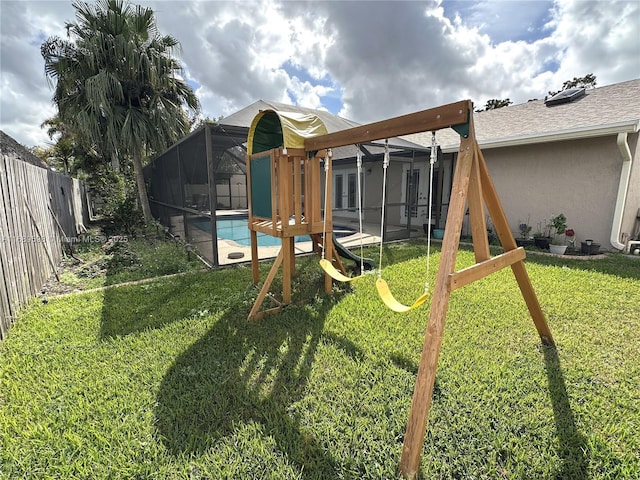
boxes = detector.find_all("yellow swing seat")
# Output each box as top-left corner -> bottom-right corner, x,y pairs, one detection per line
375,277 -> 429,313
319,258 -> 363,283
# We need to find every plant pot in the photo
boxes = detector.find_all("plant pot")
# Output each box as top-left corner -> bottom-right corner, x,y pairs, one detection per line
433,229 -> 445,240
534,237 -> 550,250
581,241 -> 600,255
516,238 -> 534,247
549,244 -> 567,255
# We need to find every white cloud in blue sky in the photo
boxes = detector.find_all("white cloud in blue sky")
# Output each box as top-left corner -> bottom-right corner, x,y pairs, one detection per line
442,0 -> 555,45
1,0 -> 638,148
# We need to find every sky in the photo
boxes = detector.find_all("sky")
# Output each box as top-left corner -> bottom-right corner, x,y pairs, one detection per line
1,0 -> 639,149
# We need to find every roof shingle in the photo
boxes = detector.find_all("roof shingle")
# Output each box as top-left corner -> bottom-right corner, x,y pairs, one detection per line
408,78 -> 640,150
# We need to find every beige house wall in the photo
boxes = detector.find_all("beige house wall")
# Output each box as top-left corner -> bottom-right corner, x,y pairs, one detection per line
482,135 -> 635,250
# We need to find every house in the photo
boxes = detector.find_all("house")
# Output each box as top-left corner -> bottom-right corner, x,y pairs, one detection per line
407,78 -> 640,252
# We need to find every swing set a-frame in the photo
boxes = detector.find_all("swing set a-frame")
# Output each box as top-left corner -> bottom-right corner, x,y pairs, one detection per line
245,100 -> 554,479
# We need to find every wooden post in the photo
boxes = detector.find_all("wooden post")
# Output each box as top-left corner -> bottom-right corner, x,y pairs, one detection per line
248,249 -> 284,321
467,153 -> 490,262
250,229 -> 259,285
399,131 -> 476,479
282,236 -> 293,304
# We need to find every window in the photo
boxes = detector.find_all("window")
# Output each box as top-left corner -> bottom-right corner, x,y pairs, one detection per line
348,173 -> 357,211
334,174 -> 343,209
404,169 -> 420,218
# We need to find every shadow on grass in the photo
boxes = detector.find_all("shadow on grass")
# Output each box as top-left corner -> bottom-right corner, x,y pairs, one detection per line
100,272 -> 221,338
543,345 -> 588,479
153,291 -> 357,478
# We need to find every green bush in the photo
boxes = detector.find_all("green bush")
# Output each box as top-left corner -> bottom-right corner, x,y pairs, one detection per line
103,194 -> 144,236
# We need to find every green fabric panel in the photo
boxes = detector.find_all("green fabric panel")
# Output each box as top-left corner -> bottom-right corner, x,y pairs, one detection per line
250,155 -> 272,218
252,112 -> 283,153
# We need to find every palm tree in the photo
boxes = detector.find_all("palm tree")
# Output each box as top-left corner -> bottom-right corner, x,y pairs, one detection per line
41,0 -> 200,222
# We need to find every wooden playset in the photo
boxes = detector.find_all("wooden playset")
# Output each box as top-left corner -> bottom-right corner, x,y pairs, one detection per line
245,100 -> 555,479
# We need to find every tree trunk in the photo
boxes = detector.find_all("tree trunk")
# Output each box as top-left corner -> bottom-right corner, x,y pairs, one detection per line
132,149 -> 153,223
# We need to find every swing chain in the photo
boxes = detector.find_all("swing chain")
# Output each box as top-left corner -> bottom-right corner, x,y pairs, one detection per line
321,149 -> 333,260
430,131 -> 437,165
378,140 -> 390,277
355,146 -> 365,273
382,143 -> 390,169
425,131 -> 438,294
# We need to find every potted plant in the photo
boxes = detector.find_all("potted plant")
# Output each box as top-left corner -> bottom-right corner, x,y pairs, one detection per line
516,218 -> 534,247
519,222 -> 532,239
533,219 -> 551,250
549,213 -> 568,254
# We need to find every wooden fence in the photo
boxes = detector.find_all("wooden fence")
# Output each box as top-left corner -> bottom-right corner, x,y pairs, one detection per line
0,155 -> 89,339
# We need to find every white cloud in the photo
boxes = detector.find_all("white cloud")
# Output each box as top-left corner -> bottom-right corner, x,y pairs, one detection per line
545,0 -> 640,88
286,76 -> 332,110
1,0 -> 638,149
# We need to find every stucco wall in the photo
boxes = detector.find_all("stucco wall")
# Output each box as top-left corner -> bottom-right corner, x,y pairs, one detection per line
482,136 -> 626,250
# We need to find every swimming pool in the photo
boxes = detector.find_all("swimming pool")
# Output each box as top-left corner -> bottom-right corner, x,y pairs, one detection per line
216,217 -> 310,247
194,216 -> 354,247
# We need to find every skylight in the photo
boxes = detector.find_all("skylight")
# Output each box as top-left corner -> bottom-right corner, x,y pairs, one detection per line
545,87 -> 587,107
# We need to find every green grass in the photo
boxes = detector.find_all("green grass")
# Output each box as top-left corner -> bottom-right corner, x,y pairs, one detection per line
1,243 -> 639,479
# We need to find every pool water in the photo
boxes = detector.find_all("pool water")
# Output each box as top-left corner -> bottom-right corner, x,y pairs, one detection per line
195,216 -> 354,247
216,217 -> 311,247
194,217 -> 310,247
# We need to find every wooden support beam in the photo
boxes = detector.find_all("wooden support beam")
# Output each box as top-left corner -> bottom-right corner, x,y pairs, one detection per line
324,154 -> 334,294
304,100 -> 471,151
250,230 -> 259,284
448,247 -> 526,291
475,144 -> 518,251
248,249 -> 284,321
467,153 -> 490,262
282,237 -> 293,304
399,131 -> 476,479
294,154 -> 302,224
332,247 -> 348,276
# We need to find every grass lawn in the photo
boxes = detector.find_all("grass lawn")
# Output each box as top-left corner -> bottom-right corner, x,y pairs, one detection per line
1,242 -> 639,479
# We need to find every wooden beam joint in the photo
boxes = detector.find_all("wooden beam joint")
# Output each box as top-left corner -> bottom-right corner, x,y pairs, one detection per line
448,247 -> 526,291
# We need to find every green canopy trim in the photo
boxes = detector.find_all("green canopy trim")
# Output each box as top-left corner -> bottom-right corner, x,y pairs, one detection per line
247,110 -> 328,154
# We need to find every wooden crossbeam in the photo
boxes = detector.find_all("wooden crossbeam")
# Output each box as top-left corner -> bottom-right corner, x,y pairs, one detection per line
449,247 -> 526,291
304,100 -> 471,151
248,249 -> 284,321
